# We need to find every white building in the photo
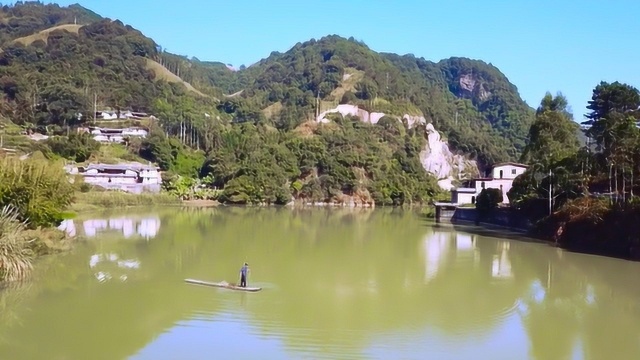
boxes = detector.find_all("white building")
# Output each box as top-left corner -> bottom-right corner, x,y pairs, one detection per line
451,162 -> 528,205
89,127 -> 148,143
65,162 -> 162,193
95,110 -> 150,120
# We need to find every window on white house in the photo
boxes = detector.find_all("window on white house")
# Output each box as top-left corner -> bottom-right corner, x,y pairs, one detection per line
512,169 -> 517,175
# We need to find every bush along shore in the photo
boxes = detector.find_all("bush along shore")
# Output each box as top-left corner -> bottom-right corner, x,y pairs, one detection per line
0,156 -> 76,282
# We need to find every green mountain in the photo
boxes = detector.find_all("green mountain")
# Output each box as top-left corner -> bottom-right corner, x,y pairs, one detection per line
217,36 -> 535,165
0,3 -> 534,167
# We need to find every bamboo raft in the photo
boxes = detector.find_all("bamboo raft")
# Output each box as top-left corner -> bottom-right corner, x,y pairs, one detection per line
184,278 -> 262,292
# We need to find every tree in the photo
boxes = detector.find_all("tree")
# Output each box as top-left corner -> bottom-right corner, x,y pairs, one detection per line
520,92 -> 580,167
583,82 -> 640,202
583,81 -> 640,155
511,93 -> 582,217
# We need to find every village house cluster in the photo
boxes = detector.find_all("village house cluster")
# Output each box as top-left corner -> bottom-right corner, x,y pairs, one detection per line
81,109 -> 156,144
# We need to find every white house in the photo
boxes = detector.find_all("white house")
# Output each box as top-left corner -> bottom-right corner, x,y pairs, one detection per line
451,162 -> 528,205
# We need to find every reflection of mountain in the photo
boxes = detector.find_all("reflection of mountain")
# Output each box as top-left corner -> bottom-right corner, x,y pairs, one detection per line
58,216 -> 161,239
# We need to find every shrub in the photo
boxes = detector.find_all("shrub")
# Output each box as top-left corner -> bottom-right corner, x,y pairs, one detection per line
0,157 -> 74,228
46,133 -> 100,163
340,91 -> 358,104
79,182 -> 93,193
476,188 -> 502,213
0,205 -> 34,282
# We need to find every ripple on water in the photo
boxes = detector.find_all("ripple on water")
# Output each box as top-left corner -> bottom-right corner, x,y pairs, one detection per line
441,298 -> 522,340
173,309 -> 370,359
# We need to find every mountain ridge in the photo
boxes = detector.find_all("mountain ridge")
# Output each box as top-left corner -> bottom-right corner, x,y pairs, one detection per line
0,3 -> 534,168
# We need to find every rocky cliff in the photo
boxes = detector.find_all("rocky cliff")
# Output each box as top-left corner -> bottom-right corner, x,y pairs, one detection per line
420,123 -> 479,190
316,105 -> 479,189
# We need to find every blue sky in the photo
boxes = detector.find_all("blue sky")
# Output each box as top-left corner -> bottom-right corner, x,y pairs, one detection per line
37,1 -> 640,121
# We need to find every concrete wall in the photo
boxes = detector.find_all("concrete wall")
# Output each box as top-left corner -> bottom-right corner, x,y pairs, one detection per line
452,191 -> 476,204
454,178 -> 516,204
451,207 -> 532,231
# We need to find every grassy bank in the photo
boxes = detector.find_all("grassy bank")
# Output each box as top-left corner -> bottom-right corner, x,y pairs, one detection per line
69,191 -> 181,212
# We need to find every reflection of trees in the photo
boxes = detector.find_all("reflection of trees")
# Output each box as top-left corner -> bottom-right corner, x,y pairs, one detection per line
516,255 -> 584,360
0,282 -> 34,343
515,245 -> 640,360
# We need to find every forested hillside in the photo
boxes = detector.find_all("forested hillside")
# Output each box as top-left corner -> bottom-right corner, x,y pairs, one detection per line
213,36 -> 535,165
0,2 -> 221,134
0,2 -> 536,206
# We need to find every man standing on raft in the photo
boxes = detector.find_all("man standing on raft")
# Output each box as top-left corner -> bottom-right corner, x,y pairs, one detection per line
239,262 -> 249,287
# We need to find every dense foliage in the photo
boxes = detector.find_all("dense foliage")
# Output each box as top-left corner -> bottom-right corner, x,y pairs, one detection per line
508,93 -> 583,219
200,117 -> 441,205
46,133 -> 100,162
0,156 -> 74,228
217,36 -> 535,165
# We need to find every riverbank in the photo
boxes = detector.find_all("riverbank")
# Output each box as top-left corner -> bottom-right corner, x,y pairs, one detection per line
437,202 -> 640,262
69,191 -> 182,212
181,199 -> 220,207
450,207 -> 532,232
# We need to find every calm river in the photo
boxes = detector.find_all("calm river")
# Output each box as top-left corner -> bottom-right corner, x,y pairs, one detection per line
1,207 -> 640,360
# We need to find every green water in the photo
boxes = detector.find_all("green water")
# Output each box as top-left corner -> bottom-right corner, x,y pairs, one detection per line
1,207 -> 640,360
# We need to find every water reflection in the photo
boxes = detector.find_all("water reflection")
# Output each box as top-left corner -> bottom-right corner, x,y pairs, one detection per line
58,215 -> 161,239
492,242 -> 512,279
89,253 -> 141,283
421,228 -> 513,283
2,208 -> 640,360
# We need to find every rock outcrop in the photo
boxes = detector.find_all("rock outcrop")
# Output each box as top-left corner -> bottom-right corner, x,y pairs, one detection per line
316,105 -> 479,190
420,123 -> 479,190
458,73 -> 491,102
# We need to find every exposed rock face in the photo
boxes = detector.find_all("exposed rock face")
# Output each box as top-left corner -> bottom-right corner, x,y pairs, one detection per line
420,124 -> 479,190
316,104 -> 425,128
459,73 -> 490,102
316,105 -> 479,190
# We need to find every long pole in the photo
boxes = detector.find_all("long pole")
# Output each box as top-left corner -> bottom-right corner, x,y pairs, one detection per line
549,169 -> 552,215
93,92 -> 97,124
